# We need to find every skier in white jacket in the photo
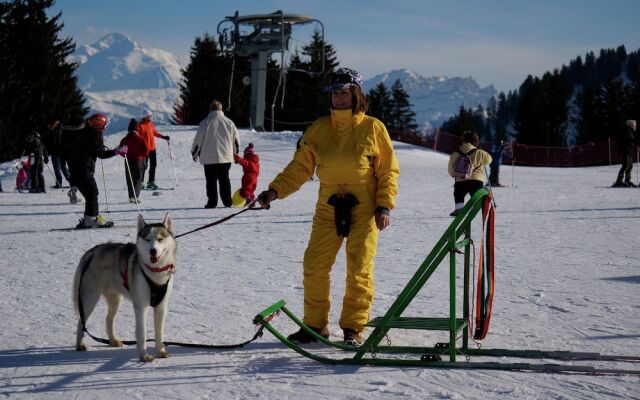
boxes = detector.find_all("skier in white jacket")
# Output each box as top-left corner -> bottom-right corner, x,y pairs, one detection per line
191,100 -> 240,208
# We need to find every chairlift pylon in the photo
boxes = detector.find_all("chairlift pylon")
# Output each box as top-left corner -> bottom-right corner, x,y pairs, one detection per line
217,10 -> 324,131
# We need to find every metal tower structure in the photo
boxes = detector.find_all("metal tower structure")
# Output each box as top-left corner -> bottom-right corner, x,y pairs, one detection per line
217,10 -> 322,131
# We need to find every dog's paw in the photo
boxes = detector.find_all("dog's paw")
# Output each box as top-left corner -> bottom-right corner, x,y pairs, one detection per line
76,343 -> 89,351
140,354 -> 155,362
109,338 -> 123,348
157,349 -> 171,359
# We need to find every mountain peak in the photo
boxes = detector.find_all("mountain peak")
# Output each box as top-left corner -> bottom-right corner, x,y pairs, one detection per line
73,31 -> 182,92
94,32 -> 136,53
363,70 -> 496,128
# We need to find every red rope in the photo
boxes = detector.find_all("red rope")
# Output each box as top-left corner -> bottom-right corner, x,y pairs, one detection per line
473,194 -> 495,340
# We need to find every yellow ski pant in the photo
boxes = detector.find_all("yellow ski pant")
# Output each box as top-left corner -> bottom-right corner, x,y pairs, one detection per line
302,183 -> 379,332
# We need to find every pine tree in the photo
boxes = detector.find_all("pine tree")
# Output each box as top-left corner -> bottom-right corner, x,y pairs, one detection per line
388,79 -> 417,133
176,34 -> 252,126
442,106 -> 474,136
0,0 -> 86,161
627,78 -> 640,122
276,29 -> 340,130
367,82 -> 392,126
471,104 -> 490,140
601,78 -> 628,139
177,34 -> 225,125
574,88 -> 600,143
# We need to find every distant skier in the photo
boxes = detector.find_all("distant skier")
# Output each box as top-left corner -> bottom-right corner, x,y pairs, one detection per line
46,120 -> 70,188
65,113 -> 127,228
448,131 -> 492,216
15,159 -> 30,191
119,118 -> 148,203
489,140 -> 505,187
138,109 -> 170,190
24,131 -> 47,193
613,120 -> 638,187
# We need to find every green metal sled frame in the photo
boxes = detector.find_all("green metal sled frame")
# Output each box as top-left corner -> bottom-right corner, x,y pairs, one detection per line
253,189 -> 640,375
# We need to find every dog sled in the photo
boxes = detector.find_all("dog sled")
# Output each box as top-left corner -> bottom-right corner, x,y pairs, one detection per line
253,189 -> 640,375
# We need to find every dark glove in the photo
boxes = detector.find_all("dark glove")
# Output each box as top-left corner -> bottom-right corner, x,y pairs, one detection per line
164,135 -> 170,141
257,189 -> 277,209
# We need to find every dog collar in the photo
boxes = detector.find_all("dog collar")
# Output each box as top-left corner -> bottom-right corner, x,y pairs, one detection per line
144,264 -> 175,274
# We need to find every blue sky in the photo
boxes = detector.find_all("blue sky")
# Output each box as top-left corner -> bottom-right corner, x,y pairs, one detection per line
51,0 -> 640,92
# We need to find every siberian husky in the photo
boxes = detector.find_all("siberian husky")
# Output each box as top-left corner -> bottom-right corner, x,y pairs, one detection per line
72,214 -> 177,362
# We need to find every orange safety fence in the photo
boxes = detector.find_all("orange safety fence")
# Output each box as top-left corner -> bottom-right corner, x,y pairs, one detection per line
389,130 -> 631,167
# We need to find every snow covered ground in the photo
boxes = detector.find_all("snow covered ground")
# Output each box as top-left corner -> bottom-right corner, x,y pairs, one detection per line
1,126 -> 639,399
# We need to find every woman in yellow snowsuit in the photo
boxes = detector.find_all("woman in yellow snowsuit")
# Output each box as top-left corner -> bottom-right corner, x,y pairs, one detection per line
258,68 -> 399,346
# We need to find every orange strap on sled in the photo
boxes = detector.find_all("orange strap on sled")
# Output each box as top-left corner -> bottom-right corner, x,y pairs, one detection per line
473,194 -> 495,340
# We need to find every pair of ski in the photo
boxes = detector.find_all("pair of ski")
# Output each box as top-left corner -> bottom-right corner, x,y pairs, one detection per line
142,186 -> 174,191
51,221 -> 136,231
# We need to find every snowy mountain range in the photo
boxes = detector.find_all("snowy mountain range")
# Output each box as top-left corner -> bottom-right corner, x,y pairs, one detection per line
73,33 -> 182,133
363,69 -> 497,131
74,33 -> 497,134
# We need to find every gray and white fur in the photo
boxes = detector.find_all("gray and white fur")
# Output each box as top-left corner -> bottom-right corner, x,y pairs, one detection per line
72,214 -> 176,362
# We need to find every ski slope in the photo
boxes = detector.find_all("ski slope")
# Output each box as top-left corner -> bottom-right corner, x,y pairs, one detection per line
1,126 -> 639,399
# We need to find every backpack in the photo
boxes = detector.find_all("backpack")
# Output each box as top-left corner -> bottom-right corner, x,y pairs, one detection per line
453,148 -> 478,179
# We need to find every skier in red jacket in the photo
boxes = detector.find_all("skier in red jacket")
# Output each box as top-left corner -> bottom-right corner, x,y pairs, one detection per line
119,119 -> 149,202
233,143 -> 260,203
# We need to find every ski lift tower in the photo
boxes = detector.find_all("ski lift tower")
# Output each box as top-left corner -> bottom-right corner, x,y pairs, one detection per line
217,10 -> 320,131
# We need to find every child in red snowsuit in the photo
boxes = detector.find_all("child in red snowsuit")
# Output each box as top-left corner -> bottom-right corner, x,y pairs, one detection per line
233,143 -> 260,203
16,159 -> 30,190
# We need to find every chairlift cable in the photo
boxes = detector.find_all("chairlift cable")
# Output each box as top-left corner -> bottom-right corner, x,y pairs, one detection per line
227,57 -> 235,111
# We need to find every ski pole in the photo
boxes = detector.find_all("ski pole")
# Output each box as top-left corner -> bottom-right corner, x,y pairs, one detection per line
483,166 -> 497,209
124,157 -> 141,215
44,162 -> 62,189
511,157 -> 515,188
167,140 -> 178,187
99,159 -> 110,215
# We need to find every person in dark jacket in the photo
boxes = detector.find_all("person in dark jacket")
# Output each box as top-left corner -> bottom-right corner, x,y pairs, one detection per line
119,119 -> 149,203
25,131 -> 47,193
613,120 -> 638,187
47,120 -> 70,189
489,140 -> 505,187
65,113 -> 126,227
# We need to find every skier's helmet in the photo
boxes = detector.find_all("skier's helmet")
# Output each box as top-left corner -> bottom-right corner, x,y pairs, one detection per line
323,68 -> 363,92
87,113 -> 108,133
26,131 -> 40,144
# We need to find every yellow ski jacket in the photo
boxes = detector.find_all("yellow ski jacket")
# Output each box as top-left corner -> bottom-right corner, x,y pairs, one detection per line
269,109 -> 399,210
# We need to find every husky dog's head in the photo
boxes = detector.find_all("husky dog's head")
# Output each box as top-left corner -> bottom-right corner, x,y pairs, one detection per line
136,214 -> 176,265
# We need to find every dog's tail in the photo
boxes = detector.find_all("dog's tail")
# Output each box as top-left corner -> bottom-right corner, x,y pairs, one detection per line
72,250 -> 95,320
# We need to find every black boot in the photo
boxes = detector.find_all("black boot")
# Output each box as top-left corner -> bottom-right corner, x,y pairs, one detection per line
287,326 -> 329,344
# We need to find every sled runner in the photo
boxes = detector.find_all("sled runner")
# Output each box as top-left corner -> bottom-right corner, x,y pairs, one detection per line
254,189 -> 640,375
